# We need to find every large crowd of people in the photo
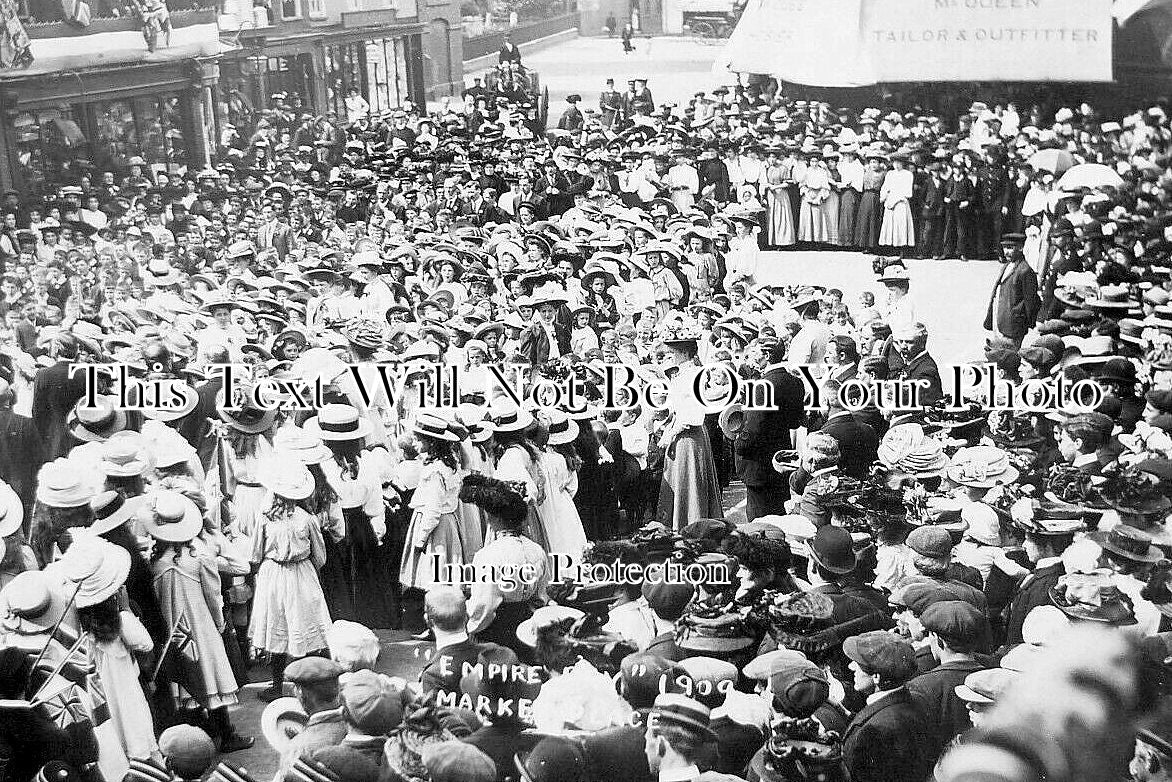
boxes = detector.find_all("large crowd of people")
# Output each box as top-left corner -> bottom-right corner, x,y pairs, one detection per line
0,58 -> 1171,782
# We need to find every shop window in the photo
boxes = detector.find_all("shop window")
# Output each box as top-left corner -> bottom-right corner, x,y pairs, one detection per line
93,100 -> 139,171
10,108 -> 85,193
307,0 -> 325,18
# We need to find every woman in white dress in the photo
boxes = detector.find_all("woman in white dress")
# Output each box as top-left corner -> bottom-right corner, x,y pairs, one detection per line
535,411 -> 588,557
798,154 -> 833,243
399,412 -> 465,592
491,407 -> 549,550
879,154 -> 916,249
725,212 -> 763,287
249,454 -> 331,701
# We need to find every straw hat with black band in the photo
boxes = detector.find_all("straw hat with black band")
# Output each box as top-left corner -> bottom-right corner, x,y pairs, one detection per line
304,404 -> 373,442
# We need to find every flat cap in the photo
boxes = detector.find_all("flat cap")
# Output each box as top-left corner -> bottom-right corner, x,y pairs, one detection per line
920,600 -> 988,646
843,631 -> 917,681
286,656 -> 344,684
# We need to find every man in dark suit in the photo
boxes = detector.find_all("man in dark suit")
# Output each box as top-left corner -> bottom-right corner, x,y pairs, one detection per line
941,166 -> 976,260
984,233 -> 1040,348
31,333 -> 88,459
256,203 -> 292,262
842,631 -> 930,782
892,322 -> 944,410
175,345 -> 228,472
418,587 -> 484,699
532,159 -> 572,217
818,382 -> 878,480
920,162 -> 948,259
998,515 -> 1079,645
977,159 -> 1009,259
599,78 -> 624,128
734,342 -> 806,522
497,34 -> 522,64
519,292 -> 571,366
906,601 -> 989,767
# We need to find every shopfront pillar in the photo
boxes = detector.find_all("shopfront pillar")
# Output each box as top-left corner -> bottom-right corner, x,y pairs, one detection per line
312,42 -> 329,120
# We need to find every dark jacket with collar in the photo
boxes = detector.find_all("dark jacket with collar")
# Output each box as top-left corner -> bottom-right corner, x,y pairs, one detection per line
420,637 -> 485,697
984,258 -> 1040,340
518,322 -> 571,366
734,365 -> 806,487
842,686 -> 929,782
31,358 -> 89,459
895,351 -> 944,409
817,412 -> 878,480
1003,560 -> 1065,645
907,658 -> 988,765
644,630 -> 686,662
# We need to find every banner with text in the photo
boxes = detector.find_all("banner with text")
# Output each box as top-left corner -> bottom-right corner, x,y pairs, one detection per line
719,0 -> 1113,84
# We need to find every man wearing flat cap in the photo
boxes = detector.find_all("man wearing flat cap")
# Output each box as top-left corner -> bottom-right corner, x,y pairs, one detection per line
842,631 -> 929,782
274,657 -> 347,782
906,601 -> 990,768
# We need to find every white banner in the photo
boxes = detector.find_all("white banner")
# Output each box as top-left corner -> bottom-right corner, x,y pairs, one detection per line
719,0 -> 1113,84
865,0 -> 1113,82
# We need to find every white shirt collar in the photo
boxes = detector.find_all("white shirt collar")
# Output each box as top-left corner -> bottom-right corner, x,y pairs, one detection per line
659,765 -> 700,782
434,629 -> 469,649
1072,452 -> 1099,468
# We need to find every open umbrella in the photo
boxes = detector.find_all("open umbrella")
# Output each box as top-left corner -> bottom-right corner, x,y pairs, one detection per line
1057,163 -> 1125,191
1027,148 -> 1075,175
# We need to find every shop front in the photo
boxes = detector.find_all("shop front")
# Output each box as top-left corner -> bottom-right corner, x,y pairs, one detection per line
0,58 -> 217,195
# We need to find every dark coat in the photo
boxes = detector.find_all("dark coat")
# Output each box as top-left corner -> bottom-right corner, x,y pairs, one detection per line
498,43 -> 522,64
817,412 -> 878,480
463,719 -> 534,782
921,175 -> 947,219
984,258 -> 1040,340
734,366 -> 806,487
518,322 -> 571,366
842,687 -> 929,782
644,631 -> 686,662
896,351 -> 944,409
0,409 -> 43,528
907,658 -> 988,765
420,637 -> 485,697
31,359 -> 89,459
175,376 -> 224,473
1003,561 -> 1065,646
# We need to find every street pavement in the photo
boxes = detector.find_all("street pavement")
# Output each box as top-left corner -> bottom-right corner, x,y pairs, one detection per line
468,34 -> 733,113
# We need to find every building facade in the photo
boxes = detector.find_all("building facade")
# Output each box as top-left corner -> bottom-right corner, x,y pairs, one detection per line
0,0 -> 461,193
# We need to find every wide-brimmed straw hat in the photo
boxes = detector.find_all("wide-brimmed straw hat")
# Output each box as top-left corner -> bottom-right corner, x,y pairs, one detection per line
545,410 -> 579,446
257,454 -> 314,501
218,389 -> 278,434
0,481 -> 22,538
141,381 -> 200,422
516,605 -> 585,648
492,405 -> 535,433
304,404 -> 373,442
140,490 -> 204,543
0,571 -> 70,634
99,432 -> 155,477
56,532 -> 132,608
260,697 -> 308,755
272,428 -> 332,465
946,446 -> 1020,488
68,396 -> 127,443
36,458 -> 94,508
89,491 -> 144,536
409,411 -> 458,443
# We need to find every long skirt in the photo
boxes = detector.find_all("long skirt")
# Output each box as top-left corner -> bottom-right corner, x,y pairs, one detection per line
575,459 -> 620,541
344,506 -> 395,628
766,187 -> 796,247
799,200 -> 831,243
854,190 -> 881,249
879,200 -> 916,247
319,534 -> 353,621
822,190 -> 840,245
656,426 -> 723,532
249,558 -> 332,656
399,510 -> 464,591
838,189 -> 860,245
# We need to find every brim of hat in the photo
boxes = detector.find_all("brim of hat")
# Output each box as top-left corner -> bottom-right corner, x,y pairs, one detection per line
89,495 -> 145,537
953,684 -> 995,704
1088,530 -> 1165,563
808,547 -> 857,575
1048,585 -> 1139,624
493,411 -> 535,433
772,450 -> 800,474
677,635 -> 755,653
143,500 -> 204,543
219,407 -> 278,434
74,543 -> 132,608
262,476 -> 315,501
718,405 -> 744,438
285,444 -> 333,465
945,464 -> 1020,488
547,422 -> 580,446
0,485 -> 21,538
411,423 -> 460,442
303,416 -> 374,441
101,457 -> 153,478
260,697 -> 308,753
69,409 -> 128,443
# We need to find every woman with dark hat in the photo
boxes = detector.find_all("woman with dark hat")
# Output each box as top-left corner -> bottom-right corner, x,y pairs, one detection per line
308,404 -> 395,628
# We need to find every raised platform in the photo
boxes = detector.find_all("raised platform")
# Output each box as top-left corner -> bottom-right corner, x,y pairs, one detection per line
752,251 -> 1001,366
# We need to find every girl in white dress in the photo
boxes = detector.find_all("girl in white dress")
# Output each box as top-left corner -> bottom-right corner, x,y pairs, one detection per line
535,411 -> 588,557
879,154 -> 916,249
399,412 -> 464,591
491,407 -> 549,550
249,454 -> 331,701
